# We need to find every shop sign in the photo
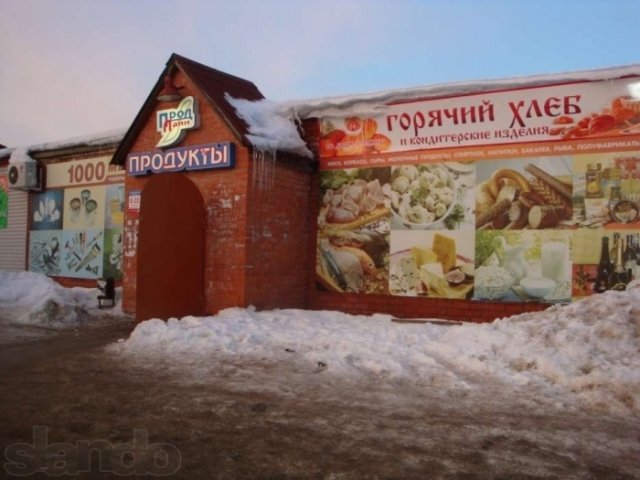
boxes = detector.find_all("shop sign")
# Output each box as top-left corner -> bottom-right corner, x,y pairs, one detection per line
47,157 -> 124,188
127,142 -> 235,176
156,96 -> 199,148
319,77 -> 640,162
0,175 -> 8,229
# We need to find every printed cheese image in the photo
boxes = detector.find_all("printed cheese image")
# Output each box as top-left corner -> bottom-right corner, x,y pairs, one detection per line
432,233 -> 456,273
411,246 -> 438,268
390,231 -> 474,299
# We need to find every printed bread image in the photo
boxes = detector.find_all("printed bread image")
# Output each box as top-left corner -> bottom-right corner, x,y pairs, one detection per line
476,163 -> 572,230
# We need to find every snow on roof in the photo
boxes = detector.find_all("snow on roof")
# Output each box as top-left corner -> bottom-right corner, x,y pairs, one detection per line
228,63 -> 640,156
0,128 -> 127,162
27,128 -> 127,154
8,147 -> 36,165
0,148 -> 14,161
286,63 -> 640,117
226,95 -> 313,158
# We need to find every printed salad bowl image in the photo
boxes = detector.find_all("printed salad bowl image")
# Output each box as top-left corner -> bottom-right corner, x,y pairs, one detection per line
390,164 -> 457,229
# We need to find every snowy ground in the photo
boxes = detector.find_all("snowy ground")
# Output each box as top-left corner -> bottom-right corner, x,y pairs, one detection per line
1,269 -> 639,415
0,270 -> 126,344
113,290 -> 640,417
1,271 -> 640,478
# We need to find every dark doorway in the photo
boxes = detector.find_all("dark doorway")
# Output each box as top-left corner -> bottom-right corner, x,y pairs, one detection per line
136,173 -> 205,322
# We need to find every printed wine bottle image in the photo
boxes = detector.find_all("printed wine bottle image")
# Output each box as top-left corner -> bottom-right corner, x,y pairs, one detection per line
594,236 -> 610,293
608,236 -> 629,291
623,234 -> 637,279
609,233 -> 620,270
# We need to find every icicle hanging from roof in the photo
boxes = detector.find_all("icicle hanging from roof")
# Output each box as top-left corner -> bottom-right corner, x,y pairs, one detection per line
251,148 -> 277,191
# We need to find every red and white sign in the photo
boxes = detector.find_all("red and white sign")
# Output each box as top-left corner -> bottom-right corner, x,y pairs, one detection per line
46,157 -> 124,188
319,77 -> 640,166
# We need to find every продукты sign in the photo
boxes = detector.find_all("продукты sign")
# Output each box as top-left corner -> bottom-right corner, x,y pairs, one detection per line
127,142 -> 235,176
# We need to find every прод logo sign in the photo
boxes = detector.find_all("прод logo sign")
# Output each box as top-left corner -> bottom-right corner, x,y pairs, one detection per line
156,96 -> 199,148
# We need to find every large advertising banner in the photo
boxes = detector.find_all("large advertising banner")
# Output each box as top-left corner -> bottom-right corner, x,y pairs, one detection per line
28,158 -> 124,280
316,77 -> 640,303
318,78 -> 640,164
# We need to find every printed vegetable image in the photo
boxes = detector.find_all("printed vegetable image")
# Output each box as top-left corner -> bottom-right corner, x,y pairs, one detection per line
319,117 -> 392,157
548,95 -> 640,139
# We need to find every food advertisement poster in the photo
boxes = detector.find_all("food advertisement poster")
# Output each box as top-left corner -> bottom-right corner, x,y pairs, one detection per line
0,175 -> 8,229
316,77 -> 640,303
28,159 -> 124,280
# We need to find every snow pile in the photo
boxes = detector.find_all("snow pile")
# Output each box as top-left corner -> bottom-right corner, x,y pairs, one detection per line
7,148 -> 36,165
226,94 -> 312,158
0,147 -> 14,160
0,271 -> 122,327
117,290 -> 640,413
444,291 -> 640,412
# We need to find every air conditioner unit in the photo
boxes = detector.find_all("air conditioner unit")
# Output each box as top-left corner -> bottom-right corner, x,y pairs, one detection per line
8,161 -> 40,190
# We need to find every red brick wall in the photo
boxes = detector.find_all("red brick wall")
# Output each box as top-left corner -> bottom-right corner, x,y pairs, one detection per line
122,69 -> 252,315
309,290 -> 550,323
245,157 -> 312,309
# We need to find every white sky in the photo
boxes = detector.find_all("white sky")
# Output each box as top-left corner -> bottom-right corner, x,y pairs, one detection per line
1,0 -> 640,148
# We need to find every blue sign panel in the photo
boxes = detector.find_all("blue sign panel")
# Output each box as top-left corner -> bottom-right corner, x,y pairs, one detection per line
127,142 -> 235,176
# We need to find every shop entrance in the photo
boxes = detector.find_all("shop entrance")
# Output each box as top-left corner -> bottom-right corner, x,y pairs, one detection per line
136,173 -> 205,322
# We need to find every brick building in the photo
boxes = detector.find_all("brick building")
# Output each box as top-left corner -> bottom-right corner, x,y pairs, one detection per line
111,55 -> 314,322
9,54 -> 639,323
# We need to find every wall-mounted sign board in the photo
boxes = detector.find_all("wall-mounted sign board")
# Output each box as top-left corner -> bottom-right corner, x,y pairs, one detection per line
127,142 -> 235,176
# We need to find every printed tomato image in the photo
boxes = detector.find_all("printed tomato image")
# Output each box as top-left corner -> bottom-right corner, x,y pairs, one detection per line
549,96 -> 640,139
345,117 -> 362,133
320,117 -> 391,157
319,129 -> 346,157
